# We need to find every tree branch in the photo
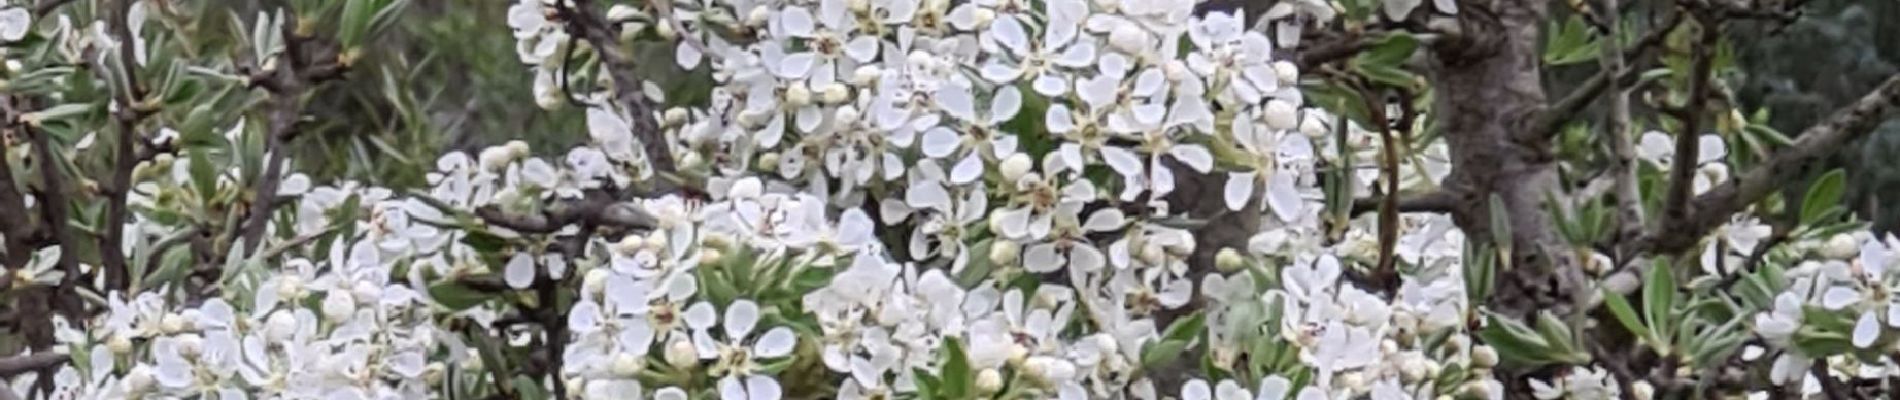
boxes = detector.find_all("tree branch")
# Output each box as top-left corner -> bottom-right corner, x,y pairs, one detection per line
1647,73 -> 1900,255
560,0 -> 676,175
99,0 -> 154,292
1600,0 -> 1645,256
0,102 -> 40,269
237,12 -> 348,256
475,191 -> 656,234
29,0 -> 75,18
1659,15 -> 1720,247
1349,189 -> 1460,215
0,353 -> 68,378
1520,11 -> 1682,142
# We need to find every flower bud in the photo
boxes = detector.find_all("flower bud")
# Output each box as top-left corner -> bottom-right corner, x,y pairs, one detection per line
655,20 -> 677,40
999,153 -> 1033,182
1631,381 -> 1655,400
1007,343 -> 1029,367
836,104 -> 861,123
1823,233 -> 1859,260
988,212 -> 1011,237
1300,113 -> 1329,138
1471,345 -> 1498,369
1460,381 -> 1495,399
1108,24 -> 1149,55
972,8 -> 996,29
107,333 -> 134,355
1214,247 -> 1245,272
699,248 -> 725,266
277,276 -> 306,301
1163,61 -> 1189,82
747,7 -> 771,27
663,108 -> 689,127
666,339 -> 699,369
583,268 -> 610,296
265,311 -> 297,342
124,365 -> 155,393
353,280 -> 383,306
975,368 -> 1003,393
176,334 -> 204,358
323,290 -> 357,321
1263,100 -> 1298,131
785,83 -> 813,107
645,230 -> 669,253
607,5 -> 643,22
851,66 -> 882,86
757,152 -> 782,171
610,352 -> 644,376
536,87 -> 566,110
425,362 -> 447,386
1272,61 -> 1300,85
821,83 -> 851,105
615,235 -> 646,255
161,313 -> 189,334
989,241 -> 1021,266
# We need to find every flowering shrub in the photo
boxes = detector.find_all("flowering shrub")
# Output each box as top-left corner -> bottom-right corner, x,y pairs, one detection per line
4,0 -> 1900,399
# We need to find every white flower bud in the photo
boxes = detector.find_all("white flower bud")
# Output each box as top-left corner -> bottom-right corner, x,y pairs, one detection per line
990,241 -> 1021,265
999,153 -> 1033,182
822,83 -> 851,104
1631,381 -> 1655,400
758,152 -> 782,171
836,104 -> 861,123
107,333 -> 133,355
1092,334 -> 1119,355
506,140 -> 531,158
1215,247 -> 1245,272
699,248 -> 724,266
702,232 -> 734,249
655,20 -> 677,40
323,290 -> 357,321
1823,233 -> 1860,260
1460,381 -> 1495,399
1272,61 -> 1300,85
746,7 -> 771,27
1164,61 -> 1189,82
425,362 -> 447,386
277,276 -> 306,301
785,83 -> 813,107
536,88 -> 566,110
666,339 -> 698,369
1023,356 -> 1076,385
1300,113 -> 1329,138
976,369 -> 1004,393
663,108 -> 689,127
852,66 -> 882,86
160,313 -> 189,334
265,311 -> 297,342
1337,372 -> 1367,391
848,0 -> 872,12
1471,345 -> 1498,369
988,213 -> 1010,236
353,281 -> 382,306
972,8 -> 996,29
610,352 -> 644,376
1263,100 -> 1299,131
737,108 -> 771,128
583,268 -> 610,296
124,365 -> 155,393
615,235 -> 646,255
645,230 -> 669,253
480,146 -> 518,172
1400,356 -> 1429,383
1006,343 -> 1029,367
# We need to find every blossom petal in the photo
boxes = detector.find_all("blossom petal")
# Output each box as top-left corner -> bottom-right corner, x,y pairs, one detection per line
1855,311 -> 1881,348
725,300 -> 761,339
1226,172 -> 1256,211
505,253 -> 535,289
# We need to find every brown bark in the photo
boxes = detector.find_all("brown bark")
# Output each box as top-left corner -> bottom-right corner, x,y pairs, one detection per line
1429,0 -> 1589,320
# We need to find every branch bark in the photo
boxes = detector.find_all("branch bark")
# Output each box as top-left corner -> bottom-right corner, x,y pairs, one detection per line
0,353 -> 68,378
1599,0 -> 1645,256
560,0 -> 676,175
1659,15 -> 1720,245
99,0 -> 153,292
474,191 -> 657,234
1647,73 -> 1900,255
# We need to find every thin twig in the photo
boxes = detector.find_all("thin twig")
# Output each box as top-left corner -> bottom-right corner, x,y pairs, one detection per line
1660,13 -> 1720,245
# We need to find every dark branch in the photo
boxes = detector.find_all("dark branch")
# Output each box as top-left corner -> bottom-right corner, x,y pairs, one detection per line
0,353 -> 68,378
1659,14 -> 1720,248
1647,74 -> 1900,255
1349,189 -> 1460,215
475,191 -> 656,234
561,0 -> 676,175
99,0 -> 153,292
1520,11 -> 1682,142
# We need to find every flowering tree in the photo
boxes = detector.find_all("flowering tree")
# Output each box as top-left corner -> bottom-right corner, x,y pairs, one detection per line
2,0 -> 1899,398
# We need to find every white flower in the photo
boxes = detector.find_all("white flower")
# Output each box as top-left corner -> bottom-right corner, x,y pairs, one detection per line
0,7 -> 28,42
687,300 -> 798,377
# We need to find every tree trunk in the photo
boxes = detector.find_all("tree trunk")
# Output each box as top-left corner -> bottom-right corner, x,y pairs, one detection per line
1429,1 -> 1589,320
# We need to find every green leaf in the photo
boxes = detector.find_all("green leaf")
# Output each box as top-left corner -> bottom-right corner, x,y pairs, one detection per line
1488,194 -> 1513,262
429,279 -> 499,311
1802,169 -> 1847,224
512,376 -> 546,400
1161,311 -> 1206,344
189,147 -> 217,199
1141,339 -> 1190,369
460,230 -> 508,253
1643,259 -> 1677,354
1477,314 -> 1558,367
1544,16 -> 1602,66
1600,288 -> 1653,344
1355,33 -> 1419,68
940,338 -> 974,399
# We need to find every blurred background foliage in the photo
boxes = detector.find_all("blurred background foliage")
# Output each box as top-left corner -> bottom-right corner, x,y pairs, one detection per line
286,0 -> 1900,229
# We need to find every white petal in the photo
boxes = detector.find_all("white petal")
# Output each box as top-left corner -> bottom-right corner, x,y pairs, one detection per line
504,253 -> 535,289
1266,172 -> 1302,222
845,35 -> 880,62
754,327 -> 797,358
1083,209 -> 1125,232
685,302 -> 718,330
725,300 -> 761,339
1100,146 -> 1145,176
991,17 -> 1030,54
952,153 -> 984,184
937,85 -> 978,123
1169,144 -> 1214,173
720,376 -> 748,400
921,127 -> 961,158
1046,104 -> 1076,133
779,53 -> 817,78
1183,379 -> 1211,400
991,86 -> 1023,124
677,41 -> 704,69
777,7 -> 815,37
746,375 -> 783,400
1025,244 -> 1064,273
1823,287 -> 1863,310
1855,311 -> 1881,348
1697,134 -> 1728,164
1071,245 -> 1105,272
1225,172 -> 1257,211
